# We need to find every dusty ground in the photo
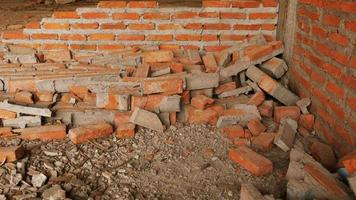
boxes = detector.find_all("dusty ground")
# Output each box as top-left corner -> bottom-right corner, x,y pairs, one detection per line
0,123 -> 289,200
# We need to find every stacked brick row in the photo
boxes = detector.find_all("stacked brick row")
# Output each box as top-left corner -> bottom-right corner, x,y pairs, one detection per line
0,0 -> 279,52
290,0 -> 356,154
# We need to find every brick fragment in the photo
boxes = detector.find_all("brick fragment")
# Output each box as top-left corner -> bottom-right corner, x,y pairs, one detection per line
14,91 -> 34,104
130,107 -> 164,132
143,78 -> 183,95
247,91 -> 265,106
0,127 -> 13,138
202,53 -> 218,73
188,105 -> 222,125
191,95 -> 214,110
143,50 -> 174,63
68,122 -> 113,144
274,106 -> 301,123
298,114 -> 314,131
20,124 -> 66,141
0,146 -> 25,162
340,151 -> 356,174
252,132 -> 275,152
116,123 -> 136,138
0,109 -> 17,119
221,125 -> 245,140
229,146 -> 273,176
215,82 -> 236,95
260,57 -> 288,79
311,141 -> 336,171
247,118 -> 266,136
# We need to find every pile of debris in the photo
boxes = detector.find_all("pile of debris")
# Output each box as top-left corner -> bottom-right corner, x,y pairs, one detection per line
0,34 -> 355,199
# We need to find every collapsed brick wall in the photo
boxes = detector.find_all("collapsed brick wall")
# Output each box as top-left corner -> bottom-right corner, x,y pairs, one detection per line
290,0 -> 355,154
0,0 -> 279,52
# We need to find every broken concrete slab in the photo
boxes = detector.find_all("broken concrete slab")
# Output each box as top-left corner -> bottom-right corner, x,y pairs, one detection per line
260,57 -> 288,79
2,116 -> 41,129
0,100 -> 52,117
130,107 -> 164,132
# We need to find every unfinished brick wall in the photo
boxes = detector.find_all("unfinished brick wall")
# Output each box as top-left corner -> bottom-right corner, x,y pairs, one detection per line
0,0 -> 278,52
290,0 -> 355,154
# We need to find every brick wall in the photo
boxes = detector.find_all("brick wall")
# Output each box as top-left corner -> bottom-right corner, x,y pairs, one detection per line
290,0 -> 355,154
0,0 -> 279,52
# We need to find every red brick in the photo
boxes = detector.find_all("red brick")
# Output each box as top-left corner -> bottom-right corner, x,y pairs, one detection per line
143,78 -> 183,95
244,45 -> 273,61
53,11 -> 79,19
71,23 -> 99,29
158,23 -> 182,30
234,24 -> 261,30
143,50 -> 173,63
36,91 -> 54,102
199,12 -> 219,18
0,146 -> 25,162
0,109 -> 17,119
262,0 -> 277,7
339,2 -> 356,13
128,23 -> 155,30
249,13 -> 277,19
20,125 -> 67,141
112,13 -> 140,20
304,163 -> 348,198
328,32 -> 349,47
14,91 -> 34,104
311,141 -> 336,171
170,112 -> 177,125
42,23 -> 69,30
176,34 -> 201,41
146,35 -> 173,41
117,34 -> 145,41
173,12 -> 198,19
127,1 -> 158,8
60,34 -> 86,41
0,127 -> 14,138
274,106 -> 301,123
215,82 -> 236,95
204,23 -> 230,30
345,20 -> 356,32
247,91 -> 265,106
31,33 -> 58,40
220,12 -> 246,19
220,34 -> 246,41
116,123 -> 136,139
232,1 -> 260,8
311,25 -> 327,37
252,132 -> 275,152
340,151 -> 356,173
203,1 -> 231,7
229,146 -> 273,176
2,32 -> 28,39
247,119 -> 266,136
298,114 -> 315,131
25,21 -> 40,29
98,1 -> 126,8
261,24 -> 276,30
81,12 -> 108,19
191,95 -> 215,110
184,23 -> 202,30
202,34 -> 218,41
202,54 -> 218,73
101,23 -> 125,29
234,138 -> 250,146
188,105 -> 223,125
181,91 -> 190,104
68,122 -> 113,144
326,80 -> 344,99
221,125 -> 245,140
143,13 -> 170,20
88,33 -> 115,41
70,44 -> 96,51
323,14 -> 340,27
131,95 -> 164,111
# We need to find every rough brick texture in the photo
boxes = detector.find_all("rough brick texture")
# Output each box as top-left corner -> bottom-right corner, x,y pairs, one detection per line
290,0 -> 356,153
0,0 -> 279,52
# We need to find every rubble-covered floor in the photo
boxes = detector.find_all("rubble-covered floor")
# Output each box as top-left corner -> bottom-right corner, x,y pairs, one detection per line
0,124 -> 288,200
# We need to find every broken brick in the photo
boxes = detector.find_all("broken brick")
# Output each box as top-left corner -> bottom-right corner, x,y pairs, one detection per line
202,53 -> 218,73
14,91 -> 34,104
298,114 -> 314,131
116,123 -> 136,138
19,124 -> 66,141
221,125 -> 245,140
234,138 -> 250,147
68,122 -> 113,144
247,91 -> 265,106
143,78 -> 184,95
36,91 -> 54,102
229,146 -> 273,176
252,132 -> 275,152
0,109 -> 17,119
0,146 -> 25,162
69,85 -> 89,99
311,141 -> 337,171
0,127 -> 13,138
191,94 -> 215,110
340,151 -> 356,174
143,50 -> 174,63
247,118 -> 266,136
258,100 -> 274,117
214,82 -> 236,95
274,106 -> 301,123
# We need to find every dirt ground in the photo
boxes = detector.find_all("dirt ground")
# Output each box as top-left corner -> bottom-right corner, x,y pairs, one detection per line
0,123 -> 289,200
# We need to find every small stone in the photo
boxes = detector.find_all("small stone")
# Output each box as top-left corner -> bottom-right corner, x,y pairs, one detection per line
43,185 -> 66,200
32,173 -> 47,187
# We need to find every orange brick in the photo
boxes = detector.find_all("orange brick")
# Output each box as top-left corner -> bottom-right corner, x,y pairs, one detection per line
117,34 -> 145,41
188,105 -> 220,125
36,91 -> 54,102
202,54 -> 218,73
328,32 -> 349,46
244,44 -> 273,61
53,11 -> 79,19
143,78 -> 183,95
116,123 -> 136,138
323,14 -> 340,26
2,32 -> 28,39
176,34 -> 201,41
31,33 -> 58,40
204,23 -> 230,30
127,1 -> 158,8
101,23 -> 126,29
185,23 -> 203,30
298,114 -> 314,131
69,86 -> 89,99
158,23 -> 182,30
203,1 -> 231,7
170,62 -> 184,73
274,106 -> 301,123
0,127 -> 13,138
112,13 -> 140,20
128,23 -> 155,30
252,132 -> 275,152
234,24 -> 261,30
81,12 -> 108,19
131,95 -> 164,111
60,34 -> 86,41
71,23 -> 99,29
25,21 -> 40,29
173,12 -> 198,19
221,125 -> 245,140
0,109 -> 17,119
70,44 -> 96,51
191,95 -> 215,110
42,23 -> 69,30
14,91 -> 34,104
83,93 -> 96,105
146,35 -> 173,41
340,151 -> 356,173
247,91 -> 265,106
143,13 -> 170,20
114,111 -> 132,128
20,125 -> 67,141
8,79 -> 37,93
135,63 -> 150,77
202,34 -> 218,41
68,122 -> 113,144
261,24 -> 276,30
220,34 -> 246,41
169,112 -> 177,125
0,146 -> 25,162
220,12 -> 246,19
88,33 -> 115,41
181,91 -> 190,104
232,1 -> 260,8
98,44 -> 125,51
229,146 -> 273,176
249,13 -> 277,19
247,119 -> 266,136
215,82 -> 236,94
199,12 -> 219,18
98,1 -> 126,8
143,50 -> 174,63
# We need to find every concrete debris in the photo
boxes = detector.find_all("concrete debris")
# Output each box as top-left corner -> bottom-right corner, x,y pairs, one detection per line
274,119 -> 297,152
130,107 -> 164,132
32,173 -> 47,187
42,185 -> 67,200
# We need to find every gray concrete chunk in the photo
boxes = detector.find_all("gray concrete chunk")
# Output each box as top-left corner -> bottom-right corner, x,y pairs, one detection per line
274,119 -> 297,152
0,100 -> 52,117
130,107 -> 164,132
2,116 -> 41,129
